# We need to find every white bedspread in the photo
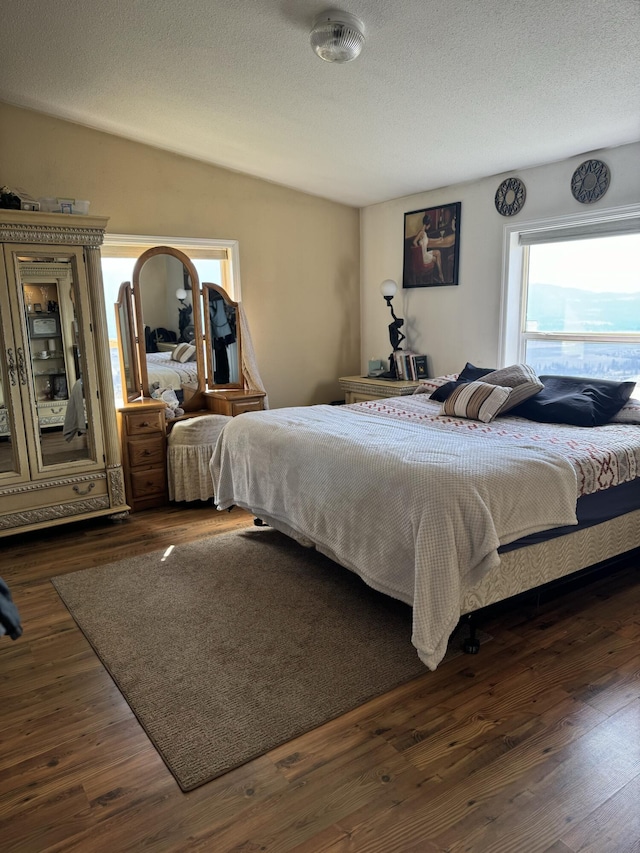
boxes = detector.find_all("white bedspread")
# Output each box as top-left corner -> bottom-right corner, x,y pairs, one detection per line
211,403 -> 578,669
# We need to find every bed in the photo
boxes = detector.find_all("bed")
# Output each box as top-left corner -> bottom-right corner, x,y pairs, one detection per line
145,351 -> 199,393
210,371 -> 640,670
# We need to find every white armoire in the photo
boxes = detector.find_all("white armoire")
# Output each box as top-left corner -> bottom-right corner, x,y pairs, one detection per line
0,210 -> 128,535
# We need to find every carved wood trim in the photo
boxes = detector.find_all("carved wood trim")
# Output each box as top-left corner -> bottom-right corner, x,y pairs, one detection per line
0,223 -> 105,247
0,497 -> 111,529
107,467 -> 127,508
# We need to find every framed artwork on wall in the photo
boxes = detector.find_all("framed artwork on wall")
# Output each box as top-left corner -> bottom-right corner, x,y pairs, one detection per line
402,202 -> 461,288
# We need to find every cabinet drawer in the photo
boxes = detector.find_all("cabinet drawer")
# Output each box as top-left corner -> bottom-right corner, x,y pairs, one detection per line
0,475 -> 108,515
205,391 -> 265,417
346,392 -> 380,403
130,467 -> 166,499
230,399 -> 264,416
124,410 -> 165,436
127,436 -> 166,468
38,401 -> 68,426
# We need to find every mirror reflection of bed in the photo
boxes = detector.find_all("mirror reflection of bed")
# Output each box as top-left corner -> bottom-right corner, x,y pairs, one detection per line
138,252 -> 200,405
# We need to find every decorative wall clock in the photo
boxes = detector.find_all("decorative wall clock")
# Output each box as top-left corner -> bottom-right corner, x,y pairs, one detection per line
571,159 -> 610,204
494,177 -> 526,216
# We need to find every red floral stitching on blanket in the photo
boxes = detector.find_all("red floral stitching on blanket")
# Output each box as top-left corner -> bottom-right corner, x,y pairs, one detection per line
348,397 -> 640,497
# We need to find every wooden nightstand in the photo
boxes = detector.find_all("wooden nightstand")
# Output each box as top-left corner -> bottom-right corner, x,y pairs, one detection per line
339,375 -> 421,404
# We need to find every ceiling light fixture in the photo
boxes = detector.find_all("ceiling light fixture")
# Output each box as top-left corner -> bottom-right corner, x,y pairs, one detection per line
310,10 -> 365,63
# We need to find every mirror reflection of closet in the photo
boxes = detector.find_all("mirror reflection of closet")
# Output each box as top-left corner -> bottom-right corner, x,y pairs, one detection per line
204,283 -> 242,388
18,256 -> 99,468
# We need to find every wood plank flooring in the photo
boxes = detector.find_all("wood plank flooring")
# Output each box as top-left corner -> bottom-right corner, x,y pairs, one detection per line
0,504 -> 639,852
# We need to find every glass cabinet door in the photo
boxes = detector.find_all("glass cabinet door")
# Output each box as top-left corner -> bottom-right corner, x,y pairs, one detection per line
0,271 -> 30,484
4,247 -> 105,476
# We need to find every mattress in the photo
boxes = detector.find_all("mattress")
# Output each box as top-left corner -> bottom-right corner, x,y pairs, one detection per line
501,476 -> 640,552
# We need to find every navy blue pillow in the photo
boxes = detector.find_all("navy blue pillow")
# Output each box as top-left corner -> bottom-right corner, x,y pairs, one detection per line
429,379 -> 467,402
458,362 -> 495,382
511,375 -> 635,427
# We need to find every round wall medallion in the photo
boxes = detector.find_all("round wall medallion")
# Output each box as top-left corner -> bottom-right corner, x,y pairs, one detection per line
571,159 -> 610,204
495,177 -> 526,216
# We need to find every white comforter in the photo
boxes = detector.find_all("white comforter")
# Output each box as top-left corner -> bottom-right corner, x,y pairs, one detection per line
211,403 -> 578,669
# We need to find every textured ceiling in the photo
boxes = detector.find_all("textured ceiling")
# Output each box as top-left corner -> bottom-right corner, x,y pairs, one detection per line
2,0 -> 639,207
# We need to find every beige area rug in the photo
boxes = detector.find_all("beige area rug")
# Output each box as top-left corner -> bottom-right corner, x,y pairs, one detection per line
52,527 -> 482,791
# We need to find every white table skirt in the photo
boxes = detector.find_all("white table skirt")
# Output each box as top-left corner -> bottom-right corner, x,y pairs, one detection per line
167,415 -> 231,501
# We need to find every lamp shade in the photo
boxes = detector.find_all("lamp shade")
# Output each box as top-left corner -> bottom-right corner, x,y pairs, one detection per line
176,288 -> 187,301
380,279 -> 397,298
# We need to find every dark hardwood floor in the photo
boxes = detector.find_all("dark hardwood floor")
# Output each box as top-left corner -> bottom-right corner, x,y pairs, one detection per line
1,504 -> 639,852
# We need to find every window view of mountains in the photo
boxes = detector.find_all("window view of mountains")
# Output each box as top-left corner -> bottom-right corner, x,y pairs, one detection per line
526,284 -> 640,386
527,284 -> 640,333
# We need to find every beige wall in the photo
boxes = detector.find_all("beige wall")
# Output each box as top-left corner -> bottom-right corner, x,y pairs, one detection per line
0,102 -> 361,408
362,141 -> 640,378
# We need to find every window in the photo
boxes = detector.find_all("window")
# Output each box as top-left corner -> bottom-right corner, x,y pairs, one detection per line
500,204 -> 640,394
101,234 -> 240,405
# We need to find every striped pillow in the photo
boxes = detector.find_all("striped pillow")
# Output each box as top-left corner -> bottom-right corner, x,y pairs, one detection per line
440,381 -> 512,423
171,343 -> 196,363
480,363 -> 543,412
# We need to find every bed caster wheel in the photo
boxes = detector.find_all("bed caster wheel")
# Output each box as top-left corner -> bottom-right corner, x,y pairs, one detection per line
463,637 -> 480,655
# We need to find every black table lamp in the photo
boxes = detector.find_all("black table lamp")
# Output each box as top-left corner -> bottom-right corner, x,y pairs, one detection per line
380,279 -> 405,379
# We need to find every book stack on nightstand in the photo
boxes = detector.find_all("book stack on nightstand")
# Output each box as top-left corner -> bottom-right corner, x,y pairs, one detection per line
393,351 -> 428,380
339,375 -> 421,404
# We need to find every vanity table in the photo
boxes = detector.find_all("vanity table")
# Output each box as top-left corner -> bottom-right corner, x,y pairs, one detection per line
115,245 -> 264,510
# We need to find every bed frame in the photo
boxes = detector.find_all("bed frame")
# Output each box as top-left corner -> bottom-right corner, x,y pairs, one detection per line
253,507 -> 640,655
462,507 -> 640,613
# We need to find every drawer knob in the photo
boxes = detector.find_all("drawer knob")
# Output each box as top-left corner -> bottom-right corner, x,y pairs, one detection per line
140,421 -> 150,427
143,449 -> 152,456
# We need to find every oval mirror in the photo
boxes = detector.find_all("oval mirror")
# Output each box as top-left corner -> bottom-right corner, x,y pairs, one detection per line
131,246 -> 205,405
203,283 -> 242,389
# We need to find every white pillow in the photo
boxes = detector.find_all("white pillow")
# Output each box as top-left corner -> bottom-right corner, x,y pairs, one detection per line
440,381 -> 513,423
171,343 -> 196,363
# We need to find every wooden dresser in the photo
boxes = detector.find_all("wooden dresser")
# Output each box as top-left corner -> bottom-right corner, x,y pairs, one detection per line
117,400 -> 168,512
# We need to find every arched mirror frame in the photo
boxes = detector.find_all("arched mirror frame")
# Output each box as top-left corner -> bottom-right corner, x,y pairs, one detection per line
115,281 -> 140,403
203,282 -> 243,391
131,245 -> 206,402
